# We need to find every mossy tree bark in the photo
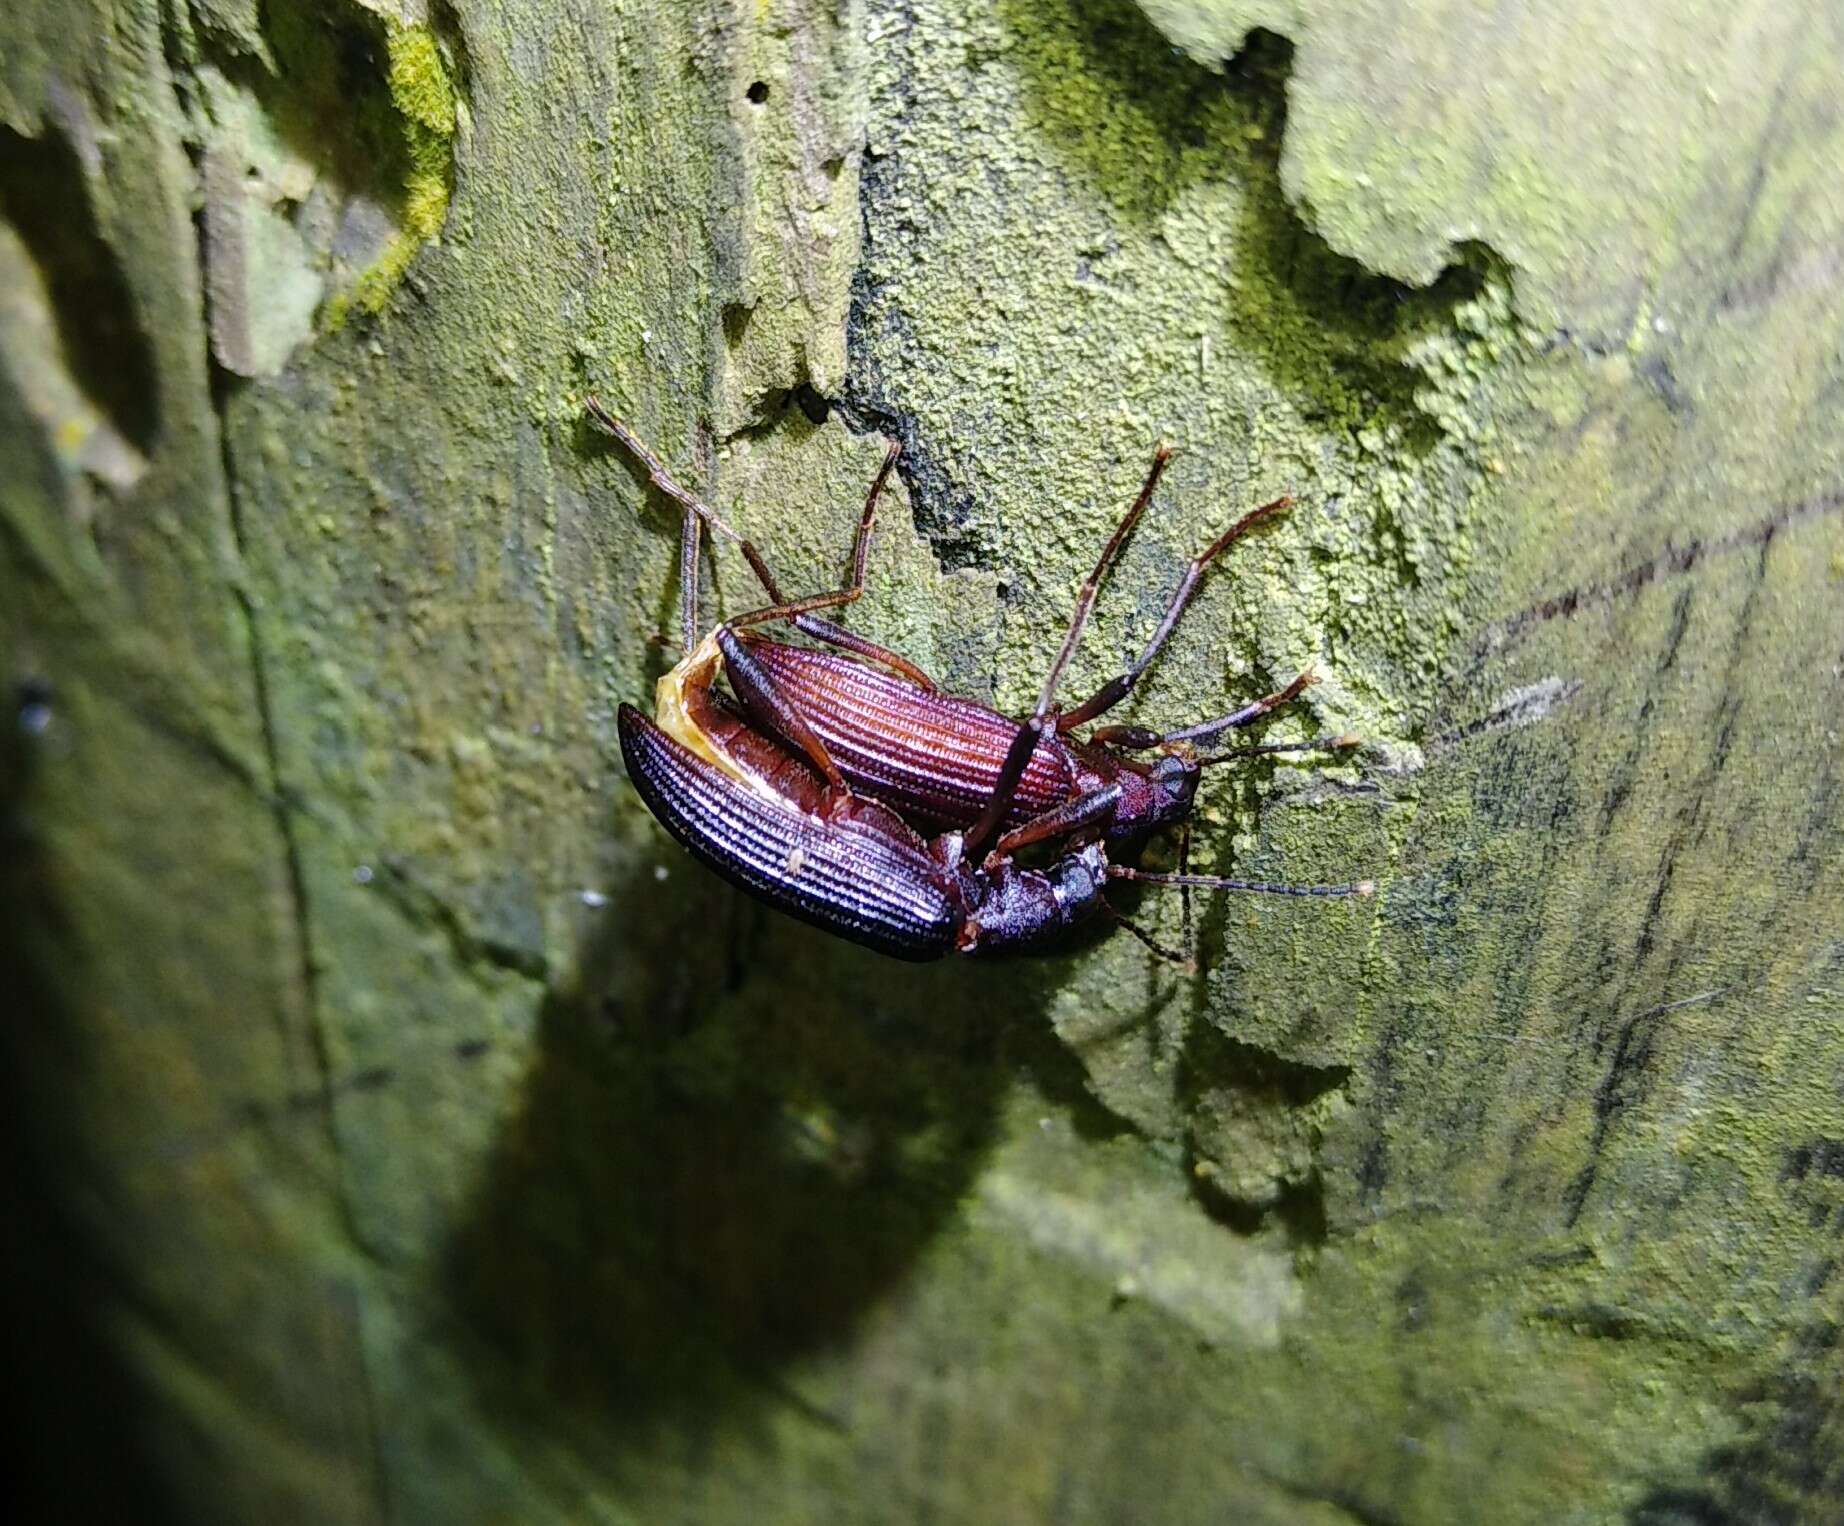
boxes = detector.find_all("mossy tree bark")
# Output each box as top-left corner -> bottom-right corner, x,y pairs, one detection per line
4,1 -> 1842,1522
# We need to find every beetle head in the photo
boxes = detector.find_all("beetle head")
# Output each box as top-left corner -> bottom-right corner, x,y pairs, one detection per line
1144,752 -> 1200,827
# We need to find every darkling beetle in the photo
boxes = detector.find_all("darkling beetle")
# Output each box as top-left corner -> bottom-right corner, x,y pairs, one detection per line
593,398 -> 1373,963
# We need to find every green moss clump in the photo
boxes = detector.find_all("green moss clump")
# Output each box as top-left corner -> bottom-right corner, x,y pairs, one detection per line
389,22 -> 458,240
323,19 -> 458,330
386,23 -> 457,140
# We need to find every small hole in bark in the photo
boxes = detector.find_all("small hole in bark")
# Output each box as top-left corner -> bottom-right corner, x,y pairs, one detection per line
746,80 -> 769,104
792,383 -> 830,424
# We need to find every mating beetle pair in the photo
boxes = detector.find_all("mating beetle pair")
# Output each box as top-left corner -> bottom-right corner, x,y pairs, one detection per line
592,398 -> 1372,963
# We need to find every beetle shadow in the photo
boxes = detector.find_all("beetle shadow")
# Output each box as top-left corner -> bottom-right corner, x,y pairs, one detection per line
442,841 -> 1114,1452
452,412 -> 1189,1458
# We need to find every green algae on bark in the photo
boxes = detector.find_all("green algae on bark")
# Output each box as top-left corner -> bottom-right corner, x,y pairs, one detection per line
160,1 -> 464,347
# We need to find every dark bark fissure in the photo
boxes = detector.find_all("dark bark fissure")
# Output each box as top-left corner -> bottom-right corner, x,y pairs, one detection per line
210,369 -> 394,1520
1564,536 -> 1770,1228
180,0 -> 394,1479
1475,487 -> 1844,667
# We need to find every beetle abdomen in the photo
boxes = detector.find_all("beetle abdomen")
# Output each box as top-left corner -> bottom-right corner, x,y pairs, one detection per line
742,640 -> 1076,830
618,704 -> 960,961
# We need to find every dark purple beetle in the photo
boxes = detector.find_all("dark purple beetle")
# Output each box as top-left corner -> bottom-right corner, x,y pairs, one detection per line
619,704 -> 1120,960
617,703 -> 1364,962
591,398 -> 1371,962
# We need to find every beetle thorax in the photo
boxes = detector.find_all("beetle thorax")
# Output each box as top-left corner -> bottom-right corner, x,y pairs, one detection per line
955,841 -> 1110,955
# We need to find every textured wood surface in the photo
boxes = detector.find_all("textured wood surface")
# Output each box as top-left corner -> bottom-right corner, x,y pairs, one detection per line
3,1 -> 1842,1521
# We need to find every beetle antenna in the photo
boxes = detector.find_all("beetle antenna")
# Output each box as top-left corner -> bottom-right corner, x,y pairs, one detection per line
1197,734 -> 1360,765
1108,866 -> 1375,898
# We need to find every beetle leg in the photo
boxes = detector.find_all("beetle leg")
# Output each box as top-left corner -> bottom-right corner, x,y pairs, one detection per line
1155,668 -> 1317,748
781,618 -> 938,691
1056,494 -> 1292,733
710,464 -> 941,798
988,783 -> 1122,861
723,582 -> 865,631
765,442 -> 939,688
775,439 -> 942,689
1177,818 -> 1194,969
847,440 -> 901,590
590,400 -> 940,685
717,626 -> 852,797
1101,901 -> 1195,971
677,491 -> 702,656
1035,445 -> 1174,720
964,446 -> 1174,858
588,396 -> 803,615
1087,722 -> 1162,750
963,714 -> 1051,860
587,396 -> 751,547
